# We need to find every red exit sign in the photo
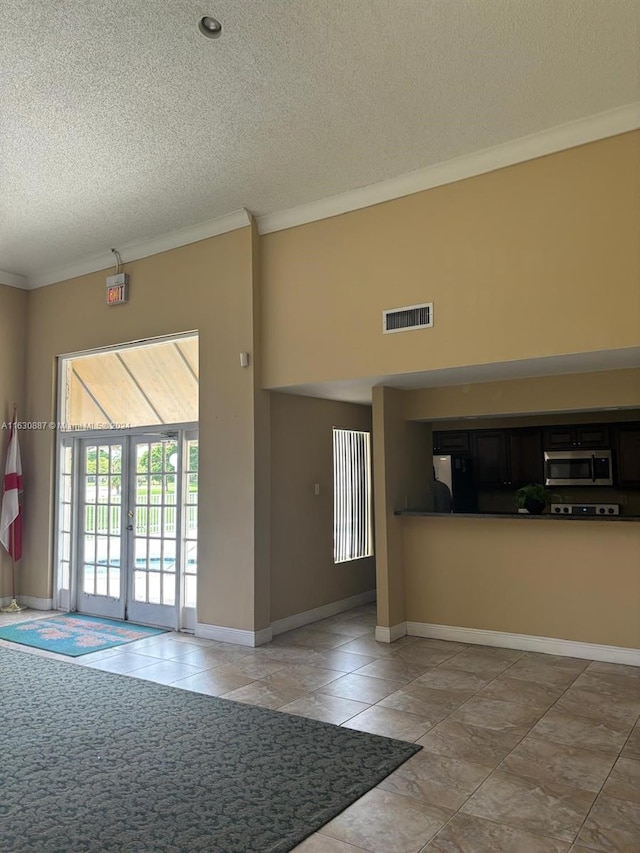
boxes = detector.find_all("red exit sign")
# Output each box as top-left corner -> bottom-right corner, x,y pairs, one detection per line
106,273 -> 129,305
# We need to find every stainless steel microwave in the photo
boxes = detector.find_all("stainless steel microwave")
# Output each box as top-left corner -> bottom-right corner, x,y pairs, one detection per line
544,450 -> 613,487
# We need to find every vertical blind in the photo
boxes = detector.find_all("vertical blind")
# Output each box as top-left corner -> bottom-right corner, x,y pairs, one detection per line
333,428 -> 373,563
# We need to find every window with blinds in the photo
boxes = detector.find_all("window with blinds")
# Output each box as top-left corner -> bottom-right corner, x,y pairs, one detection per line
333,428 -> 373,563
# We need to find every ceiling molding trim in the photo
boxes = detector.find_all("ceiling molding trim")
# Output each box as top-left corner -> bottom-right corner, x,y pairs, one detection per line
0,270 -> 28,290
257,103 -> 640,235
27,208 -> 252,290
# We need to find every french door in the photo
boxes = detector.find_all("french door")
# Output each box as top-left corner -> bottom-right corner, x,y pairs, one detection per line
72,431 -> 197,630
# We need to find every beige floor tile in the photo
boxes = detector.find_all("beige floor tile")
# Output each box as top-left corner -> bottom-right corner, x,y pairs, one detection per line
220,656 -> 288,679
506,656 -> 588,688
261,663 -> 343,691
172,667 -> 255,696
255,645 -> 331,665
601,757 -> 640,804
337,636 -> 415,657
278,693 -> 370,724
413,667 -> 491,694
292,834 -> 367,852
322,672 -> 402,703
320,788 -> 452,853
125,640 -> 203,661
462,769 -> 596,842
128,659 -> 209,685
477,675 -> 565,711
622,722 -> 640,760
571,670 -> 640,703
502,736 -> 616,793
353,657 -> 432,684
221,680 -> 308,709
312,618 -> 376,638
271,626 -> 355,650
587,661 -> 640,681
342,705 -> 433,741
531,708 -> 633,756
577,794 -> 640,852
379,683 -> 469,726
378,749 -> 492,810
440,650 -> 516,679
314,650 -> 377,673
171,643 -> 253,666
417,720 -> 522,768
84,651 -> 166,674
424,812 -> 571,852
448,696 -> 541,737
555,686 -> 640,726
390,643 -> 463,669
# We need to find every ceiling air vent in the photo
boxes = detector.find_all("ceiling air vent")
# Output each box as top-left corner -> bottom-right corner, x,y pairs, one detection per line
383,302 -> 433,334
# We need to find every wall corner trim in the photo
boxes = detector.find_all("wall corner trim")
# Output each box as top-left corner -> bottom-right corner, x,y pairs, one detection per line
406,622 -> 640,667
256,103 -> 640,236
271,589 -> 377,636
16,596 -> 54,611
26,208 -> 253,290
0,270 -> 29,290
375,623 -> 408,643
195,622 -> 273,647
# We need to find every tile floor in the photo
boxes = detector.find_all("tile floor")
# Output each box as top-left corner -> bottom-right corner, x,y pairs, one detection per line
1,605 -> 639,852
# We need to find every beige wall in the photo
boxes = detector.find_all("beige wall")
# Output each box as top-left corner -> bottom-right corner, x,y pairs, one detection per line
372,387 -> 432,628
403,516 -> 640,649
404,369 -> 640,422
0,285 -> 28,599
23,228 -> 272,631
270,393 -> 375,622
261,132 -> 640,389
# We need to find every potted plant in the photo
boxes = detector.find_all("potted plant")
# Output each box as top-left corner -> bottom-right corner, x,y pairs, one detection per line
515,483 -> 551,515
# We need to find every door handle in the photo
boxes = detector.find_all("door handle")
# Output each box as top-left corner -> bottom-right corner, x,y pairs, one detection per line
126,524 -> 133,531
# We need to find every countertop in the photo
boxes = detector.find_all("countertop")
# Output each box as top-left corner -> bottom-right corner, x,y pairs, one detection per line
395,510 -> 640,522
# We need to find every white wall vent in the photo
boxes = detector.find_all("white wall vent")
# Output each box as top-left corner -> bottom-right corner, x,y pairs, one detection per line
383,302 -> 433,334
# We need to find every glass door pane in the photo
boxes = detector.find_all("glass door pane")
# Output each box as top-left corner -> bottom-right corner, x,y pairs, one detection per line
76,439 -> 125,620
126,437 -> 180,629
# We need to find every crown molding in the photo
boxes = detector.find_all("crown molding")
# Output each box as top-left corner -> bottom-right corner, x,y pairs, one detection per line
26,208 -> 252,290
0,270 -> 28,290
257,103 -> 640,235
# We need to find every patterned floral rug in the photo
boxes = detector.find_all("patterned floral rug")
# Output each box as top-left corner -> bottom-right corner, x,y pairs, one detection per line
1,647 -> 420,853
0,612 -> 165,655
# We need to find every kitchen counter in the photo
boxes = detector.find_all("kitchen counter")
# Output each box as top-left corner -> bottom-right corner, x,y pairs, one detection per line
395,510 -> 640,521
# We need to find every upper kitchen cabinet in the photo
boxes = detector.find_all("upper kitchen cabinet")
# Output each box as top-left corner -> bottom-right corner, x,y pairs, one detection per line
543,424 -> 610,450
433,431 -> 470,454
473,430 -> 511,487
616,425 -> 640,486
509,428 -> 543,485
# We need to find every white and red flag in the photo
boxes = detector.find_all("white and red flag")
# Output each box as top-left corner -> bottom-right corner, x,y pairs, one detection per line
0,417 -> 23,561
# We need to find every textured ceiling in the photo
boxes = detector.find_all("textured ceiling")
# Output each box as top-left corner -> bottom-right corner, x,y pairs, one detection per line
2,0 -> 639,279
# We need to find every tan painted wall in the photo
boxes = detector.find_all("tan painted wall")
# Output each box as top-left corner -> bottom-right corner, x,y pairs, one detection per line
270,393 -> 375,621
261,132 -> 640,388
403,516 -> 640,649
404,369 -> 640,422
372,387 -> 432,628
0,285 -> 28,599
23,228 -> 271,630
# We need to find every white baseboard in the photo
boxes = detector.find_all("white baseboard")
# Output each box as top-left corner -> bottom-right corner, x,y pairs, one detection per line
271,589 -> 377,636
406,621 -> 640,667
375,622 -> 408,643
20,596 -> 53,611
195,622 -> 273,647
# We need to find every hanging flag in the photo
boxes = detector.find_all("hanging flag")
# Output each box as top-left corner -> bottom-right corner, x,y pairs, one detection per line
0,417 -> 23,561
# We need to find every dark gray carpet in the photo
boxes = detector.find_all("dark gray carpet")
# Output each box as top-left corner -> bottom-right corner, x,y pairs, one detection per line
0,647 -> 420,853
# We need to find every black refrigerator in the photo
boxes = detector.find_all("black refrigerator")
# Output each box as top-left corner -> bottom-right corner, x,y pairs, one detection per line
432,454 -> 477,513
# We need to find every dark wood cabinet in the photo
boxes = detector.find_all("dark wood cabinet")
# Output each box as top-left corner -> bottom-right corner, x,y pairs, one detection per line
473,431 -> 511,487
543,424 -> 610,450
509,428 -> 543,485
433,431 -> 470,454
616,426 -> 640,486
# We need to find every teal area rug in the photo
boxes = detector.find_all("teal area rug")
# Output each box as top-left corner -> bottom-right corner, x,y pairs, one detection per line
0,613 -> 165,655
0,647 -> 420,853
